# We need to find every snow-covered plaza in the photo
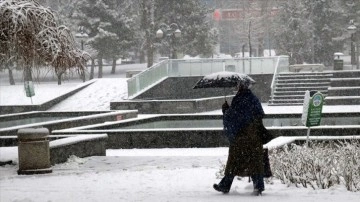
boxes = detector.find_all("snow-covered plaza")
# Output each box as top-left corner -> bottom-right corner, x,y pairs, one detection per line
1,74 -> 360,202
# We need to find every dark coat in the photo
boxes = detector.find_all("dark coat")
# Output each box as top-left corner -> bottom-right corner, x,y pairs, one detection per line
223,89 -> 265,176
223,89 -> 264,143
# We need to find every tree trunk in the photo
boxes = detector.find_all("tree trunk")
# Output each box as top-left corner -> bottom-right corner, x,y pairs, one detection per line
258,37 -> 264,57
57,73 -> 62,85
24,65 -> 32,82
139,50 -> 145,63
147,44 -> 154,68
80,69 -> 86,82
98,58 -> 103,78
248,21 -> 252,57
90,59 -> 95,80
111,58 -> 116,74
6,66 -> 15,85
144,0 -> 155,68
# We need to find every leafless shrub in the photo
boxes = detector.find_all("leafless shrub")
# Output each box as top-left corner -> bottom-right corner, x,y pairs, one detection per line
271,140 -> 360,192
216,140 -> 360,192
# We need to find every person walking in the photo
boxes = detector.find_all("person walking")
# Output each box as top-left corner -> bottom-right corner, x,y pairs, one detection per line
213,77 -> 265,196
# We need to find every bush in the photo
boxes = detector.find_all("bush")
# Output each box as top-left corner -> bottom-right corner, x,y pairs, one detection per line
271,140 -> 360,192
216,140 -> 360,192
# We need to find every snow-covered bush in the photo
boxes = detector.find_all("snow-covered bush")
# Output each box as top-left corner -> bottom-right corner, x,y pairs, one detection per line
271,140 -> 360,192
216,140 -> 360,192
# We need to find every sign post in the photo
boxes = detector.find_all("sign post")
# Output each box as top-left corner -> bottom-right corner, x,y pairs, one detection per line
301,91 -> 324,146
24,81 -> 35,104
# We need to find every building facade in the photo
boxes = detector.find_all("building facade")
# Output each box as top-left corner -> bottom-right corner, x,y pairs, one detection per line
202,0 -> 282,57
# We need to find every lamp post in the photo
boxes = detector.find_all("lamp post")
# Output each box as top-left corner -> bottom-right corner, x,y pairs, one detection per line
347,20 -> 359,69
75,26 -> 89,51
75,26 -> 89,81
156,23 -> 181,59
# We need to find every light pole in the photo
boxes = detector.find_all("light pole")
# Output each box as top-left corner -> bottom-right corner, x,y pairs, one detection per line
75,26 -> 89,81
347,20 -> 359,69
156,23 -> 181,59
75,26 -> 89,51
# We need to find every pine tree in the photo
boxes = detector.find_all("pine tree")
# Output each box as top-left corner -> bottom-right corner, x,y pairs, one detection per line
154,0 -> 217,57
274,0 -> 346,66
70,0 -> 135,77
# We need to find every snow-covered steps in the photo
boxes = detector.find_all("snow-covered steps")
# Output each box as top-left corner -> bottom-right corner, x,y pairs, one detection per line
269,72 -> 333,106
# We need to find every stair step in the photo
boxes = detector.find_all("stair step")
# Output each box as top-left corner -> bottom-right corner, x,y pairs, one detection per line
268,71 -> 360,106
274,90 -> 328,93
271,98 -> 305,102
272,96 -> 305,100
272,94 -> 305,98
273,92 -> 328,97
277,75 -> 333,79
276,78 -> 331,83
279,72 -> 333,76
268,103 -> 303,106
272,94 -> 327,98
328,86 -> 360,90
275,87 -> 329,92
276,82 -> 331,86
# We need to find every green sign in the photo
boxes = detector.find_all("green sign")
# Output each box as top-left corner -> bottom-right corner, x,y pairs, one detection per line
303,92 -> 324,127
24,81 -> 35,97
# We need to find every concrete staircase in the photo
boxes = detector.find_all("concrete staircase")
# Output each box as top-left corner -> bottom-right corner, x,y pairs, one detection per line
268,72 -> 333,106
325,71 -> 360,105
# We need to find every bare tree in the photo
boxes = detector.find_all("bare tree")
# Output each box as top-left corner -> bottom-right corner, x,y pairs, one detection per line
0,0 -> 90,84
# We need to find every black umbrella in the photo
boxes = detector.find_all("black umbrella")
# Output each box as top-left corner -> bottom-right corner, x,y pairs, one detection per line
193,71 -> 255,100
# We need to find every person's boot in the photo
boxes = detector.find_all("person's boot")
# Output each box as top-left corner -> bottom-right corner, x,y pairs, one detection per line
213,184 -> 230,194
251,174 -> 264,196
252,188 -> 262,196
213,175 -> 234,194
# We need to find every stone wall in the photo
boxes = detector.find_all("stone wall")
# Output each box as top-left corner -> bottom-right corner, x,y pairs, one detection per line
113,74 -> 272,114
0,111 -> 138,136
111,96 -> 234,114
50,134 -> 107,165
133,74 -> 272,102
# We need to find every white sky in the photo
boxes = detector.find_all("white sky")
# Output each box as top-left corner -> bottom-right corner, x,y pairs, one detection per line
1,69 -> 360,201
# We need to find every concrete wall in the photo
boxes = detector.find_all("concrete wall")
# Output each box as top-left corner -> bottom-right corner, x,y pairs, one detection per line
50,134 -> 107,165
0,111 -> 138,136
114,74 -> 272,114
0,134 -> 107,166
134,74 -> 273,103
53,126 -> 360,149
111,96 -> 235,114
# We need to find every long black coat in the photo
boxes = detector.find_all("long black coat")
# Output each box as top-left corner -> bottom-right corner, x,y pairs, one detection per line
223,89 -> 264,176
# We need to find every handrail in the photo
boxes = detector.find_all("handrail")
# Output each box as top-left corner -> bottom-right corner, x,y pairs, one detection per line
269,56 -> 290,103
270,57 -> 280,103
127,56 -> 289,99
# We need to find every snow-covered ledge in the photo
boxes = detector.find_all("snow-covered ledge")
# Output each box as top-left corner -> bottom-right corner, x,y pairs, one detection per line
264,135 -> 360,149
50,134 -> 108,165
0,134 -> 108,166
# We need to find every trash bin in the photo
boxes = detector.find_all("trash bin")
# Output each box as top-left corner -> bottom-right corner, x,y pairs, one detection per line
17,128 -> 52,175
333,52 -> 344,70
334,59 -> 343,70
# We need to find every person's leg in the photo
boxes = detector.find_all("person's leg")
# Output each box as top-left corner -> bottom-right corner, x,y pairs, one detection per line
251,174 -> 264,195
213,174 -> 235,193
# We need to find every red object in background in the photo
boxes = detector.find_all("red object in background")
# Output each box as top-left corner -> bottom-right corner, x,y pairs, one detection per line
213,9 -> 221,21
116,115 -> 123,121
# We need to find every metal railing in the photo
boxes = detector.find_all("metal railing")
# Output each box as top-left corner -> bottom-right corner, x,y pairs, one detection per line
269,56 -> 290,103
127,56 -> 289,99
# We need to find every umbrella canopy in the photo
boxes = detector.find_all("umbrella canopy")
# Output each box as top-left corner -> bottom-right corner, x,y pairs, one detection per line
193,71 -> 255,89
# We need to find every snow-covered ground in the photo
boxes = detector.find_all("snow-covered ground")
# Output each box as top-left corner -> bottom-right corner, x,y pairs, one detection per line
1,148 -> 360,202
1,69 -> 360,201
